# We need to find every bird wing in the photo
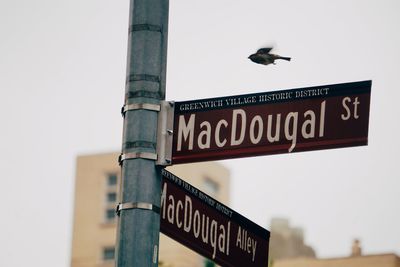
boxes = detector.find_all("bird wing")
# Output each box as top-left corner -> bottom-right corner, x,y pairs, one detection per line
257,47 -> 273,54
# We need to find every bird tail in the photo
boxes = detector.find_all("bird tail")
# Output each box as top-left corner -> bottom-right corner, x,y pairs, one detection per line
280,56 -> 291,61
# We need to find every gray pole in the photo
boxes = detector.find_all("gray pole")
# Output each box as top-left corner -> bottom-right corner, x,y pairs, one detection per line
116,0 -> 169,266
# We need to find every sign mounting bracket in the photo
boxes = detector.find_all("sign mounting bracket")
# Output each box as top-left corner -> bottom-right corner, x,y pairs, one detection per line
156,101 -> 174,166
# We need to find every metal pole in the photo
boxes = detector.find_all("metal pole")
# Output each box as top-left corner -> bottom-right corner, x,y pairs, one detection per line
116,0 -> 169,266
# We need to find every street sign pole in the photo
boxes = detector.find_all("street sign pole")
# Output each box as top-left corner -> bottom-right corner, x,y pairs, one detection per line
116,0 -> 169,266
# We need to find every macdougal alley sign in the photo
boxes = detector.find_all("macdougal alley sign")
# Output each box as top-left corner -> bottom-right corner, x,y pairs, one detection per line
169,80 -> 371,164
160,169 -> 270,267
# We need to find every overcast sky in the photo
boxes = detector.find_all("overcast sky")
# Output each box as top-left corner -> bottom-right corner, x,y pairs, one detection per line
1,0 -> 400,266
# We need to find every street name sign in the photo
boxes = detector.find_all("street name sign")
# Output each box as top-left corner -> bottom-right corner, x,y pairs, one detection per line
160,168 -> 270,267
162,80 -> 371,164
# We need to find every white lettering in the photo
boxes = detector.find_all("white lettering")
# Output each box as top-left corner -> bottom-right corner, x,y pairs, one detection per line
218,224 -> 226,255
285,112 -> 298,152
341,97 -> 360,121
302,110 -> 316,139
176,100 -> 329,156
267,114 -> 281,142
252,239 -> 257,262
177,114 -> 195,151
250,115 -> 263,144
226,222 -> 230,256
167,195 -> 175,224
236,226 -> 242,248
193,210 -> 201,238
235,226 -> 258,262
215,119 -> 228,147
210,220 -> 218,259
341,97 -> 351,120
353,97 -> 360,119
161,183 -> 167,219
160,181 -> 233,260
198,121 -> 211,149
176,200 -> 183,228
183,196 -> 192,232
231,109 -> 246,146
319,100 -> 326,137
201,215 -> 209,243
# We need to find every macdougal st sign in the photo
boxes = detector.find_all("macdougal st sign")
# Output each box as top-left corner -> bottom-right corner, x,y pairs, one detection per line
171,81 -> 371,164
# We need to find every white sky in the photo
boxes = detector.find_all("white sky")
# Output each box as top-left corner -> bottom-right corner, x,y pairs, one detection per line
1,0 -> 399,266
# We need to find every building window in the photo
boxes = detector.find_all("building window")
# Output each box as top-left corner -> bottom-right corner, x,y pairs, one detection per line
103,247 -> 115,261
108,174 -> 117,186
107,192 -> 117,203
105,173 -> 119,223
203,177 -> 219,197
106,208 -> 116,221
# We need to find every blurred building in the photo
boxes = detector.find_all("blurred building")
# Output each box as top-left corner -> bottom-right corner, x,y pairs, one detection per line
269,218 -> 316,261
274,250 -> 400,267
70,152 -> 230,267
273,234 -> 400,267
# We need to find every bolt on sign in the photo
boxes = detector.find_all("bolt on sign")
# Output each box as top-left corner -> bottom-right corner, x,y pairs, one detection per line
165,80 -> 371,164
160,169 -> 270,267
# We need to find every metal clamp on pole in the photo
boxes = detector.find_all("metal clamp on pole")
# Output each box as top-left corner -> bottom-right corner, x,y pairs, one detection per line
116,202 -> 161,216
118,152 -> 158,165
121,103 -> 161,116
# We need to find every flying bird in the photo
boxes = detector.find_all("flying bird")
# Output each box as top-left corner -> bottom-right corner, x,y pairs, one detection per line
248,47 -> 291,66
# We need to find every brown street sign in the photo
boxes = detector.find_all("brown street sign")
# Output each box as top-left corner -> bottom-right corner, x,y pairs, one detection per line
160,169 -> 270,267
168,80 -> 371,164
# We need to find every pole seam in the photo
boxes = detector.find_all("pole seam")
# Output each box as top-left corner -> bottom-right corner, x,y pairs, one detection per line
127,74 -> 160,83
125,90 -> 163,100
123,141 -> 157,150
129,24 -> 162,33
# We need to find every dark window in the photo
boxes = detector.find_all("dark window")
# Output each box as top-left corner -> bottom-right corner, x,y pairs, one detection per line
108,174 -> 117,186
103,247 -> 115,261
107,192 -> 117,203
105,174 -> 118,223
106,208 -> 116,221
